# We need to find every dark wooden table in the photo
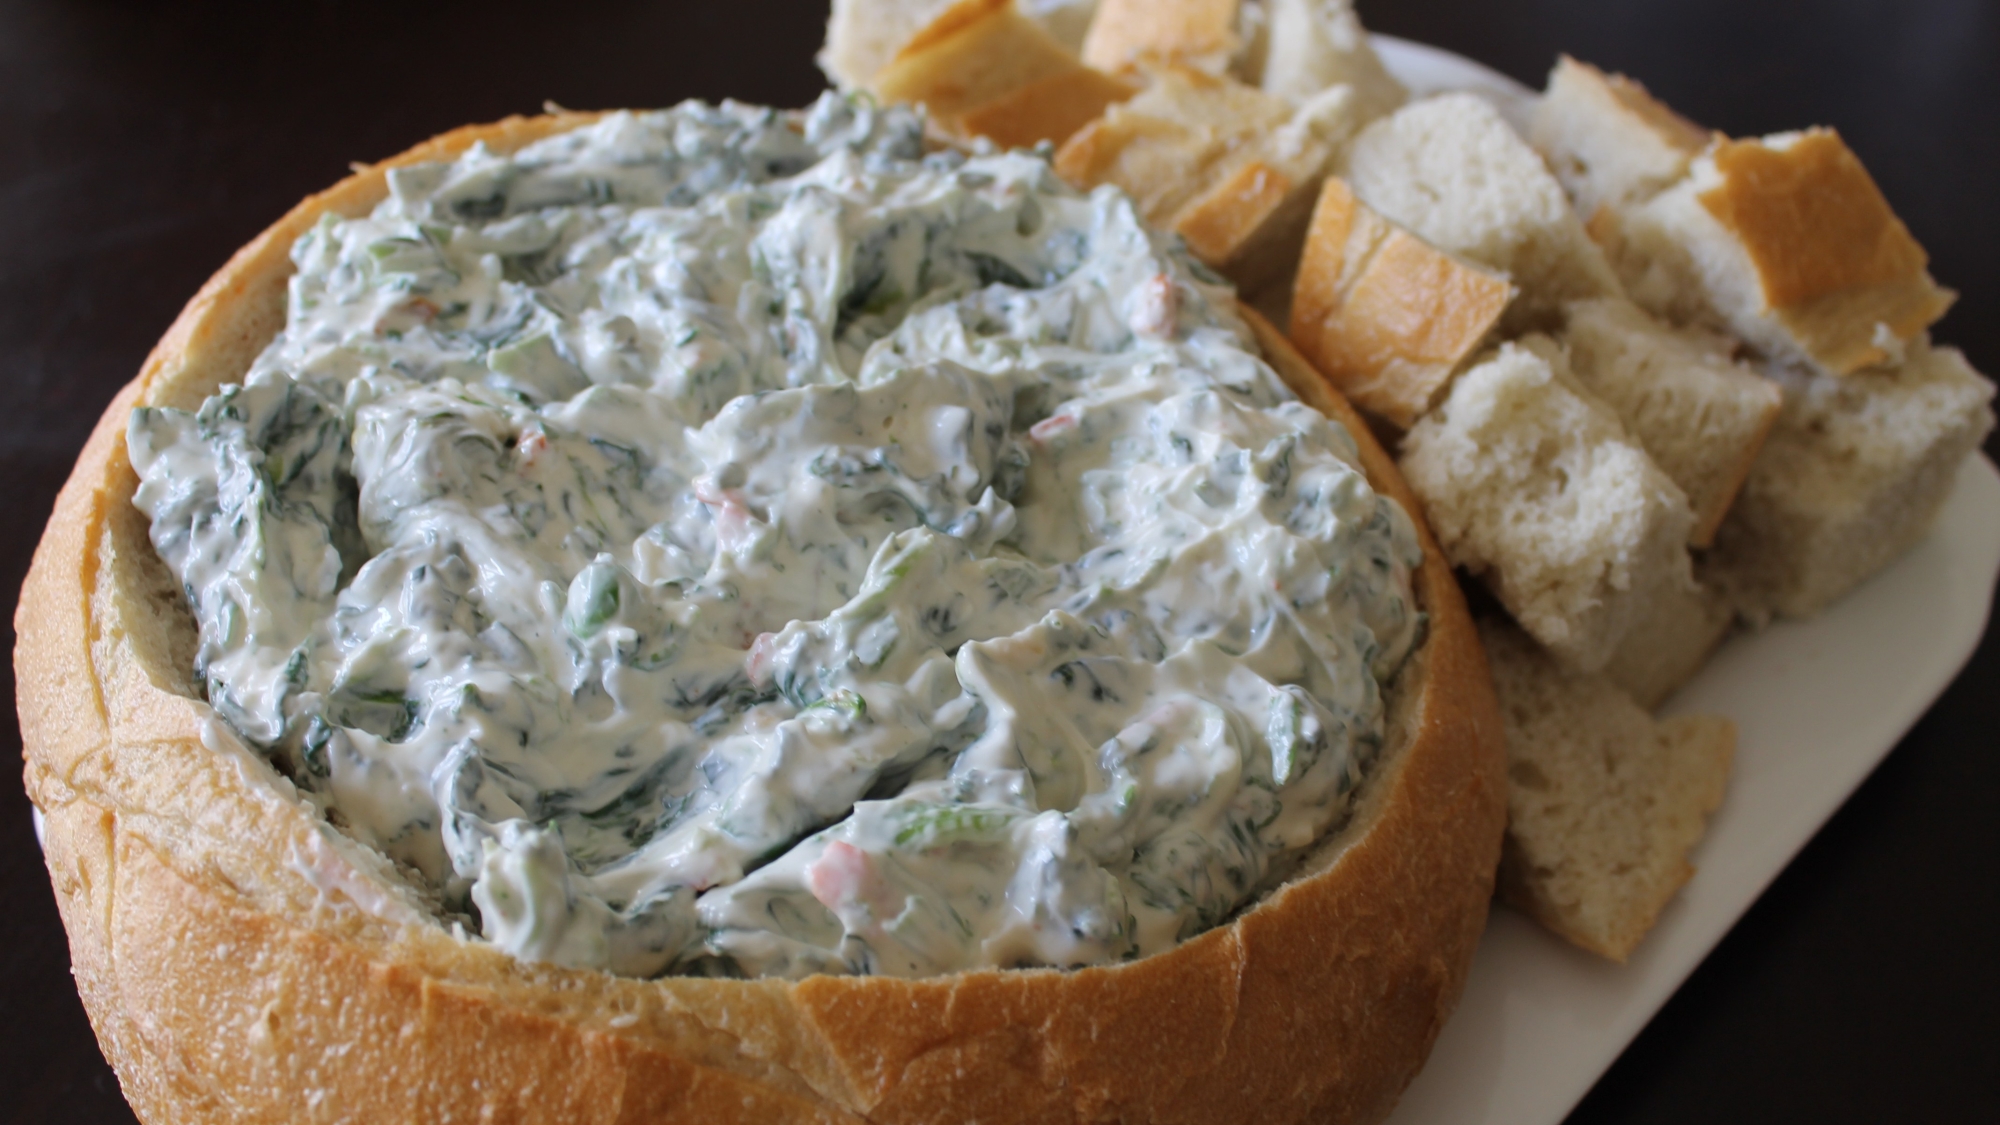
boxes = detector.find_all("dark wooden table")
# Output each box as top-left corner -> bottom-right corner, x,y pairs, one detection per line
3,2 -> 1994,1122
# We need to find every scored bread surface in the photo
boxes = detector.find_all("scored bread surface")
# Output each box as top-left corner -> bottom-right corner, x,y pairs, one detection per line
16,113 -> 1506,1125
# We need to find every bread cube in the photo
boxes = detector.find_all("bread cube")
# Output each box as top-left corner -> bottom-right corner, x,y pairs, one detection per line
1529,56 -> 1710,219
1259,0 -> 1407,119
1081,0 -> 1244,76
1482,617 -> 1735,963
873,0 -> 1132,148
1399,339 -> 1696,671
1708,340 -> 1996,620
1057,66 -> 1358,305
824,0 -> 1101,89
1602,129 -> 1957,376
1561,297 -> 1783,546
1342,93 -> 1624,314
1289,177 -> 1514,428
1599,576 -> 1736,710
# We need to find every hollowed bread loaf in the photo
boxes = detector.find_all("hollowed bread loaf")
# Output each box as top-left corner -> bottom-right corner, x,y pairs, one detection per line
16,111 -> 1506,1125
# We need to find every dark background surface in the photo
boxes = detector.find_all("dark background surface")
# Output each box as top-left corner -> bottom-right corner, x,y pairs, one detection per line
2,1 -> 1995,1122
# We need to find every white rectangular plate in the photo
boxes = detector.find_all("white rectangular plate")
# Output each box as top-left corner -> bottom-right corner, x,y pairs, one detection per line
1368,40 -> 2000,1124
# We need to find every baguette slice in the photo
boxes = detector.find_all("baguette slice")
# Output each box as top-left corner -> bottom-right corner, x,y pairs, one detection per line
1343,93 -> 1624,316
16,111 -> 1507,1125
873,0 -> 1131,148
1482,617 -> 1735,963
1708,339 -> 1996,620
1561,297 -> 1783,546
1399,338 -> 1697,672
1289,177 -> 1515,428
1259,0 -> 1408,119
1603,128 -> 1957,376
1529,56 -> 1710,219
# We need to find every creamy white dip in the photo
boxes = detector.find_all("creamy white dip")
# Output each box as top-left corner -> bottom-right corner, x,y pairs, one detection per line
129,93 -> 1423,980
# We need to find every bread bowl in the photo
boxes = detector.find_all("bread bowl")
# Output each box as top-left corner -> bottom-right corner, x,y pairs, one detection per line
16,95 -> 1505,1124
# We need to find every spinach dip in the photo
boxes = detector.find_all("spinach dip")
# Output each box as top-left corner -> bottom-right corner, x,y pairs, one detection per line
128,94 -> 1424,980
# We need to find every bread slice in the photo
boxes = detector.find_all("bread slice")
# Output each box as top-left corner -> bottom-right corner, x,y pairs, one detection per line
872,0 -> 1132,148
1481,617 -> 1735,963
1707,340 -> 1996,621
1601,128 -> 1957,376
1289,177 -> 1515,428
822,0 -> 1099,88
1056,66 -> 1357,305
1399,338 -> 1697,672
1259,0 -> 1408,119
1081,0 -> 1243,76
1561,297 -> 1783,546
1342,93 -> 1624,317
1598,575 -> 1735,710
1529,56 -> 1710,219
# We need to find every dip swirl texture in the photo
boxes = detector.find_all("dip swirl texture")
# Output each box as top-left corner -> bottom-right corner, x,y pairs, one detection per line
127,94 -> 1424,980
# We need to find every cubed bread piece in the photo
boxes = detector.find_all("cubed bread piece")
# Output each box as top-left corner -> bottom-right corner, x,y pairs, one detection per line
1343,93 -> 1624,313
1289,177 -> 1515,428
1562,297 -> 1783,546
1057,66 -> 1354,305
1599,575 -> 1736,709
1707,340 -> 1996,621
1602,129 -> 1957,376
1482,617 -> 1735,963
957,66 -> 1141,149
1259,0 -> 1408,119
1529,56 -> 1710,219
1399,339 -> 1696,671
873,0 -> 1125,145
823,0 -> 1099,88
1082,0 -> 1244,75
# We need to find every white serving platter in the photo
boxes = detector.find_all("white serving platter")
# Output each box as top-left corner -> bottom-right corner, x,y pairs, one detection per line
1372,35 -> 2000,1125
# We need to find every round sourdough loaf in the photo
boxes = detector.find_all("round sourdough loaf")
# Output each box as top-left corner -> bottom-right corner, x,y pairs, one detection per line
15,111 -> 1506,1125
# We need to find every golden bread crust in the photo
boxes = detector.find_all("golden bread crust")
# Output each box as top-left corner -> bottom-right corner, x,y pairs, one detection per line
1080,0 -> 1242,76
1698,129 -> 1956,373
873,0 -> 1078,124
1289,178 -> 1514,429
17,113 -> 1505,1125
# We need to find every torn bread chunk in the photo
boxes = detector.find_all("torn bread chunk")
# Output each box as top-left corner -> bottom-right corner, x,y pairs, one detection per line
1529,55 -> 1710,219
871,0 -> 1134,148
1602,129 -> 1957,376
1599,575 -> 1736,710
1289,176 -> 1515,428
1259,0 -> 1408,118
1344,93 -> 1624,316
1081,0 -> 1246,76
822,0 -> 1099,88
1057,66 -> 1357,304
1482,617 -> 1735,963
956,66 -> 1141,149
1707,340 -> 1996,621
1399,339 -> 1696,671
1561,297 -> 1783,547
